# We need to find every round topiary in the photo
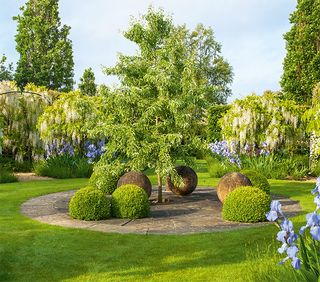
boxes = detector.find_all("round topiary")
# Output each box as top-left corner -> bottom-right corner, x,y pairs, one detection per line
241,169 -> 270,194
166,166 -> 198,196
216,172 -> 252,203
89,165 -> 123,195
69,186 -> 111,221
111,184 -> 150,219
222,186 -> 271,223
117,171 -> 152,198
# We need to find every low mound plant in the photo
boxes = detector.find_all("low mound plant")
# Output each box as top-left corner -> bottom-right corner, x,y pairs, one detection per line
69,186 -> 111,220
241,169 -> 270,194
111,184 -> 150,219
222,186 -> 271,223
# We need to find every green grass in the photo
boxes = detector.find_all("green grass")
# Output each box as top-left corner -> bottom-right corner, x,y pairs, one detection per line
0,161 -> 316,281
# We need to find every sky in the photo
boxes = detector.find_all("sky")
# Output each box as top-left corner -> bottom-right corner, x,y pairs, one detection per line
0,0 -> 296,101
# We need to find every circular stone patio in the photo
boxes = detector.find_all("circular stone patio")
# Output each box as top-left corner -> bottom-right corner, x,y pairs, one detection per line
21,188 -> 301,235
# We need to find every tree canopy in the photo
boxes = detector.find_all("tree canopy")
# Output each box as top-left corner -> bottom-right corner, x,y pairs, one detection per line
78,67 -> 97,96
281,0 -> 320,104
14,0 -> 74,92
0,55 -> 14,82
91,8 -> 228,201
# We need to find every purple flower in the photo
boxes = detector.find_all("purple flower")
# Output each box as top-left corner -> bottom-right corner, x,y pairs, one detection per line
266,200 -> 283,221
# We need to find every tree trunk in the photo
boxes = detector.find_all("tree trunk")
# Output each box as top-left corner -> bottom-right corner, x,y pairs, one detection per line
157,173 -> 162,203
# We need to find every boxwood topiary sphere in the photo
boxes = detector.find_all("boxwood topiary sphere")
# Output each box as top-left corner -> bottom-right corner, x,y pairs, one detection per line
166,166 -> 198,196
117,171 -> 152,198
69,186 -> 111,221
111,184 -> 150,219
222,186 -> 271,223
241,169 -> 270,194
89,165 -> 122,195
217,172 -> 252,203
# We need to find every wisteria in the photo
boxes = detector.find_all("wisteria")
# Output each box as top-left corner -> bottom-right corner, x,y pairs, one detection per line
208,140 -> 241,168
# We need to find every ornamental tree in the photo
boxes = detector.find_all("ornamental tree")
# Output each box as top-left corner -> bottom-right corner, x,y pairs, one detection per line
78,67 -> 97,96
0,55 -> 14,81
220,91 -> 306,154
14,0 -> 74,91
281,0 -> 320,104
90,8 -> 213,202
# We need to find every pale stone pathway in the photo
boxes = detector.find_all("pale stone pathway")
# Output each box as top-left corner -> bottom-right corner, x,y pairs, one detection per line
21,188 -> 301,235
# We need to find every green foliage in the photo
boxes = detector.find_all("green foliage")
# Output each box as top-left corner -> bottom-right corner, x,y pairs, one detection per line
0,170 -> 18,183
34,155 -> 92,179
69,186 -> 111,220
14,0 -> 74,91
78,67 -> 97,96
206,155 -> 236,178
207,104 -> 230,142
111,184 -> 150,219
90,8 -> 232,202
241,154 -> 309,180
222,186 -> 271,223
281,0 -> 320,104
89,161 -> 124,194
220,91 -> 306,153
240,170 -> 270,194
0,55 -> 14,81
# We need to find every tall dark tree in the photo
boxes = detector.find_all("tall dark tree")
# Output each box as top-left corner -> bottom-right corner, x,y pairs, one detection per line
78,67 -> 97,96
14,0 -> 74,91
0,55 -> 14,81
281,0 -> 320,104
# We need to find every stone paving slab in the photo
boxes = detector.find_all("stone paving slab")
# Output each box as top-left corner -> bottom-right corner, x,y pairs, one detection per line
21,187 -> 301,235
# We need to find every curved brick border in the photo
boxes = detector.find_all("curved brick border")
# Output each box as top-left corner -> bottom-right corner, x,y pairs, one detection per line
21,188 -> 301,235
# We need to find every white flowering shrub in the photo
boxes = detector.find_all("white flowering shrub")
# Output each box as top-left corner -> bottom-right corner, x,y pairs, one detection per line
0,81 -> 58,162
220,91 -> 306,154
37,91 -> 102,154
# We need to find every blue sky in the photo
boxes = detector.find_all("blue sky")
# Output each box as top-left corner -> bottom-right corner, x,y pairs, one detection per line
0,0 -> 296,101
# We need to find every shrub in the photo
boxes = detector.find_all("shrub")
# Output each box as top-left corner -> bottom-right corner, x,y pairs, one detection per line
34,155 -> 93,179
0,170 -> 18,183
90,165 -> 124,195
222,186 -> 271,223
111,184 -> 150,219
69,186 -> 111,220
240,169 -> 270,194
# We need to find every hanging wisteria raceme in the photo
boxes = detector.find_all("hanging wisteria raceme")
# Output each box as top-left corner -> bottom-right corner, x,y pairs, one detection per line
220,91 -> 305,155
37,91 -> 103,155
0,81 -> 59,162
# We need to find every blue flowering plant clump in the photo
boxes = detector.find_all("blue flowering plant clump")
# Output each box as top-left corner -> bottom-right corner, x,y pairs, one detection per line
84,140 -> 106,163
266,178 -> 320,278
208,140 -> 241,168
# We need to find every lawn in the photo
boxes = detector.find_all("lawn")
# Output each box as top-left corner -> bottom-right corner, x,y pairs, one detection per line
0,163 -> 316,281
